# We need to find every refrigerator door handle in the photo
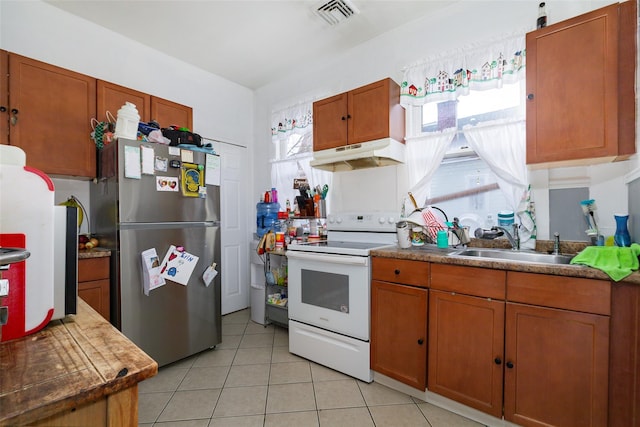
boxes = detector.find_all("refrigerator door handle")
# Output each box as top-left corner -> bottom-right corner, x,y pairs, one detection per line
120,221 -> 219,231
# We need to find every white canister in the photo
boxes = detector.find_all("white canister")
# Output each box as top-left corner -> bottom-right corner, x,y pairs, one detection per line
114,102 -> 140,140
396,221 -> 411,249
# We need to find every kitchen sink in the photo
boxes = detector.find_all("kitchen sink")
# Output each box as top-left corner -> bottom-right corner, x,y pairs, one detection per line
450,248 -> 574,265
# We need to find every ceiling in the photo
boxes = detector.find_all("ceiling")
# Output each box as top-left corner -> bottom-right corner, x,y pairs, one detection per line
45,0 -> 456,90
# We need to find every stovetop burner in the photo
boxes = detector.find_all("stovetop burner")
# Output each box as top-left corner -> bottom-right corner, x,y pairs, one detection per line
287,211 -> 399,256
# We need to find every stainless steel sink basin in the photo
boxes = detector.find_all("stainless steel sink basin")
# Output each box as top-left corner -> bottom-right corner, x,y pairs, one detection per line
450,248 -> 574,265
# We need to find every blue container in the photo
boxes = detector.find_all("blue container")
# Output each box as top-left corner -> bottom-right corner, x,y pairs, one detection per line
256,202 -> 280,237
497,211 -> 515,227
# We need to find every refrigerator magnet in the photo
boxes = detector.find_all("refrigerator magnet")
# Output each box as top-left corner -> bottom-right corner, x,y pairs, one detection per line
141,248 -> 165,295
155,156 -> 168,172
181,163 -> 203,197
157,176 -> 179,192
159,245 -> 199,286
202,263 -> 218,287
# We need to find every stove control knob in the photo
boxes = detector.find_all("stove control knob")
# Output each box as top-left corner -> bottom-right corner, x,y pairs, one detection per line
327,215 -> 335,224
378,217 -> 386,224
336,217 -> 343,224
388,217 -> 395,224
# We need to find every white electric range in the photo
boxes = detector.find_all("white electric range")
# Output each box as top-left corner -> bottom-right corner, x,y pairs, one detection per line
286,211 -> 398,382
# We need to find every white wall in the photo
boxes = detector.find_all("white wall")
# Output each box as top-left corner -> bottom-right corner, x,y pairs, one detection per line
254,0 -> 638,239
1,0 -> 255,233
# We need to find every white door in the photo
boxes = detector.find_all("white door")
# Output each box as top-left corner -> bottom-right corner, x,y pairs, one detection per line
218,142 -> 250,315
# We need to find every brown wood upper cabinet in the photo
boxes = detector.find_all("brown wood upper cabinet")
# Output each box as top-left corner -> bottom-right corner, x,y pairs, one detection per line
312,78 -> 405,152
150,96 -> 193,130
526,1 -> 636,168
4,53 -> 97,177
97,80 -> 151,123
98,81 -> 193,130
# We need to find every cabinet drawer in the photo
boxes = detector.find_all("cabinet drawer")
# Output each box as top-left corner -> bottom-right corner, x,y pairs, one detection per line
78,257 -> 110,282
507,271 -> 610,315
372,257 -> 429,288
431,264 -> 506,300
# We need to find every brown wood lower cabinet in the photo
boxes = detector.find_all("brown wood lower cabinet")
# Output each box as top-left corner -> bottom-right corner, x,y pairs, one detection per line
371,257 -> 429,390
371,280 -> 427,390
428,290 -> 505,418
504,302 -> 609,427
372,260 -> 613,427
78,256 -> 110,321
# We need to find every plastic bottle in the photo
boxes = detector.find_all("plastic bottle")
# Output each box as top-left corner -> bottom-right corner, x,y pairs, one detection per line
256,201 -> 281,237
114,102 -> 140,140
271,187 -> 278,204
537,2 -> 547,29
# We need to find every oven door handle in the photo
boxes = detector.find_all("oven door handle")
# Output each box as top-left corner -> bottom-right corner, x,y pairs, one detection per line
286,251 -> 368,266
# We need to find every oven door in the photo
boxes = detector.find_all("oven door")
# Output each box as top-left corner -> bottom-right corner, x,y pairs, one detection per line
286,250 -> 370,341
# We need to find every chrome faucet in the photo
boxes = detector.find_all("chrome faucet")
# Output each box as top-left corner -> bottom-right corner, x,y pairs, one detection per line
553,232 -> 560,255
494,224 -> 520,251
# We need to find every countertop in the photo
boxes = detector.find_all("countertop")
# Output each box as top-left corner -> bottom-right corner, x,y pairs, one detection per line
371,245 -> 640,285
0,299 -> 157,426
78,248 -> 111,259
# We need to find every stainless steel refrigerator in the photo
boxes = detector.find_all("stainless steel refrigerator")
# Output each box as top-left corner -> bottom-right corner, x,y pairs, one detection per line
91,138 -> 221,367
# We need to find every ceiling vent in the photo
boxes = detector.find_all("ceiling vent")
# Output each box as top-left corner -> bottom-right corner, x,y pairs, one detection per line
314,0 -> 360,25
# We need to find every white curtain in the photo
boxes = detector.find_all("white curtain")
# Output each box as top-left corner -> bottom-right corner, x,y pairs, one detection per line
463,119 -> 535,248
270,100 -> 329,211
463,119 -> 526,210
404,130 -> 455,213
270,158 -> 333,214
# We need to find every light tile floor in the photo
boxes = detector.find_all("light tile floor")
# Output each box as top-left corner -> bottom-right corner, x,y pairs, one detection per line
139,308 -> 485,427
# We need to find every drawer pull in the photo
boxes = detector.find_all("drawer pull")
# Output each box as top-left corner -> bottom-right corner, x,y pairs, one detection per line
394,269 -> 400,275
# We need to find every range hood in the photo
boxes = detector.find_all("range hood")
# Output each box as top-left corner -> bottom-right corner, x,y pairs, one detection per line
310,138 -> 405,172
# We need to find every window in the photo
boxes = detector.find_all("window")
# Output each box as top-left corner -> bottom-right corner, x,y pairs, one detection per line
409,80 -> 525,229
421,82 -> 523,157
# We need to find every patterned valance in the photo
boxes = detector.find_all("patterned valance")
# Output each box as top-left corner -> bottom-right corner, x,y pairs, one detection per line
400,33 -> 526,106
271,102 -> 313,140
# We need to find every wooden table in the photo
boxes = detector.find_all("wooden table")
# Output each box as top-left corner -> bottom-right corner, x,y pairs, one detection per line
0,299 -> 157,426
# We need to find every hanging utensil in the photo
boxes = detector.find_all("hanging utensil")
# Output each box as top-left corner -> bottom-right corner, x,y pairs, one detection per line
321,184 -> 329,199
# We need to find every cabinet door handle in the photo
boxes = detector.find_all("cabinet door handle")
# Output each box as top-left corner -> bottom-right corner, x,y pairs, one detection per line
10,108 -> 18,126
527,93 -> 534,100
346,114 -> 351,119
341,116 -> 347,121
0,106 -> 6,112
417,338 -> 424,345
494,357 -> 502,365
506,361 -> 514,369
394,269 -> 400,275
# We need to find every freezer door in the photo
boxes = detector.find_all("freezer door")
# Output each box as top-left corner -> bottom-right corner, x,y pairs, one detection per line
114,139 -> 220,223
118,222 -> 221,367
